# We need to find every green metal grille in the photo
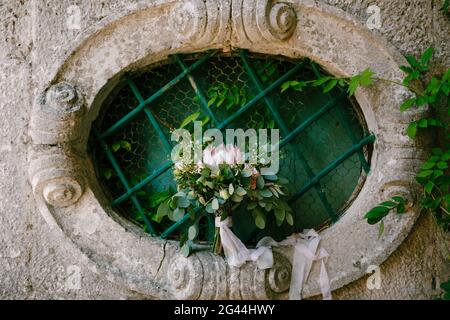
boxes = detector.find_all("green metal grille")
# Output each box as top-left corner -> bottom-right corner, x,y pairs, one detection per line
90,50 -> 374,244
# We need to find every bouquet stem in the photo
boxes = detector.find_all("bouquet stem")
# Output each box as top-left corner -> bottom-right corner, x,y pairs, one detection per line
213,226 -> 222,255
212,207 -> 228,256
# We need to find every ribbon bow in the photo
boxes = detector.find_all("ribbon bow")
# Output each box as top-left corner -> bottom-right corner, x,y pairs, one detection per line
215,217 -> 331,300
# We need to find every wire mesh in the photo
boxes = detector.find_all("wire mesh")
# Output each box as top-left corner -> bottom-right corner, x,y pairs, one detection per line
90,51 -> 372,243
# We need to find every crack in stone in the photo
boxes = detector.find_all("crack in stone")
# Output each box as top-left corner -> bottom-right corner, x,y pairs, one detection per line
156,240 -> 167,275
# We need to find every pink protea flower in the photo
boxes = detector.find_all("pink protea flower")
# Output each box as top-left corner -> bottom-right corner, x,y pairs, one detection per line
201,144 -> 243,171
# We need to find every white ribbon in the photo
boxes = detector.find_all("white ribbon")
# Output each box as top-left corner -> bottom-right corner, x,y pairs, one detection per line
215,217 -> 332,300
215,217 -> 272,269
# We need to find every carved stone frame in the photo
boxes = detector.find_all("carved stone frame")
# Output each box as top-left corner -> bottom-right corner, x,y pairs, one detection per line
28,0 -> 427,299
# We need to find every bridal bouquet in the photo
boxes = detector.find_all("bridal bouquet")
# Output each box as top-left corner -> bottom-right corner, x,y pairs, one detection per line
156,143 -> 293,256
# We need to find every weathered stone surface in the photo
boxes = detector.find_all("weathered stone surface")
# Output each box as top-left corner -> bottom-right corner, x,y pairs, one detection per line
0,0 -> 448,299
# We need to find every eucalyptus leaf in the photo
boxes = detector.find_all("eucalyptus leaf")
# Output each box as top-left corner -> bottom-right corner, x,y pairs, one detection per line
206,203 -> 215,213
229,183 -> 235,195
274,208 -> 285,221
231,194 -> 243,203
241,169 -> 253,178
235,186 -> 247,196
176,197 -> 190,208
173,207 -> 185,221
256,176 -> 265,189
188,224 -> 199,241
157,202 -> 171,218
286,212 -> 294,226
212,198 -> 219,210
181,241 -> 192,257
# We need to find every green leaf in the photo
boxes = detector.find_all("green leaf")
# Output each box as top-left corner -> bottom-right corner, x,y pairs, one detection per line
259,189 -> 272,198
157,201 -> 171,218
364,206 -> 390,222
254,211 -> 266,229
400,98 -> 416,112
396,202 -> 406,214
263,174 -> 278,181
378,220 -> 385,239
181,241 -> 192,257
359,68 -> 375,87
441,280 -> 450,292
179,112 -> 200,129
112,142 -> 121,152
172,207 -> 185,221
231,194 -> 244,203
323,79 -> 338,93
406,122 -> 418,139
432,169 -> 443,178
235,186 -> 247,196
219,189 -> 230,200
103,169 -> 113,180
228,183 -> 235,196
120,140 -> 132,152
312,76 -> 331,87
241,169 -> 253,178
418,118 -> 428,128
406,55 -> 420,69
207,94 -> 217,107
176,197 -> 190,208
420,47 -> 434,65
211,198 -> 219,210
256,176 -> 265,189
421,161 -> 436,170
437,161 -> 448,170
205,181 -> 215,189
206,203 -> 215,213
286,212 -> 294,226
274,208 -> 285,222
417,169 -> 433,178
347,77 -> 360,96
424,181 -> 434,194
188,224 -> 199,241
400,65 -> 413,74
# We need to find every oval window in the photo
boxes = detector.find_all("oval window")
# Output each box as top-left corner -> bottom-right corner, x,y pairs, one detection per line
90,50 -> 373,245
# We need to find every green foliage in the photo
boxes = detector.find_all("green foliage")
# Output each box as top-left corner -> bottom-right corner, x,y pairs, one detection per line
399,48 -> 450,138
254,59 -> 280,83
179,112 -> 201,129
346,68 -> 375,96
441,0 -> 450,18
103,168 -> 114,180
364,197 -> 407,238
281,66 -> 375,97
435,278 -> 450,300
111,140 -> 132,153
207,82 -> 247,111
363,47 -> 450,235
417,148 -> 450,231
156,160 -> 292,256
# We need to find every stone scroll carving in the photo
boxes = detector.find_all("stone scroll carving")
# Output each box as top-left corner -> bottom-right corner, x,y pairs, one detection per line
29,82 -> 87,208
29,146 -> 85,208
233,0 -> 297,43
169,0 -> 231,45
167,251 -> 291,299
30,82 -> 86,145
237,252 -> 291,299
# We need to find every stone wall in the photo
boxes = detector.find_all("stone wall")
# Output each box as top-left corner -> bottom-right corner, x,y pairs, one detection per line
0,0 -> 448,299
